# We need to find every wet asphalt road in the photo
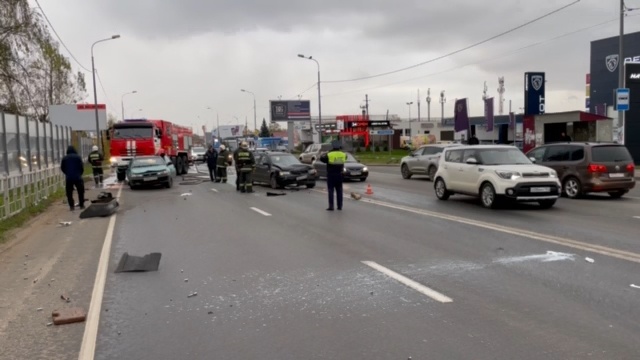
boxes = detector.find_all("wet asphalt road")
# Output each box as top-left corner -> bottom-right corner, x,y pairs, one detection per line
94,165 -> 640,360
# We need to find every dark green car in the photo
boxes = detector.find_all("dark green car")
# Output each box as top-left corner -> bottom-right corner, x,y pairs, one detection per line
126,156 -> 177,189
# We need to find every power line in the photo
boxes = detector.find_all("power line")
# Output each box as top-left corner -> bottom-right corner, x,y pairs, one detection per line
288,82 -> 317,99
324,0 -> 581,83
322,14 -> 632,98
33,0 -> 91,72
94,69 -> 117,112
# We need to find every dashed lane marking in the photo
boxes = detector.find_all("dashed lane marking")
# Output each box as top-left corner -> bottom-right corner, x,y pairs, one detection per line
362,261 -> 453,303
250,207 -> 272,216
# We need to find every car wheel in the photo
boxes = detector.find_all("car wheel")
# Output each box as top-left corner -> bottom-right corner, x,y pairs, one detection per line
480,182 -> 498,209
306,182 -> 316,189
428,166 -> 437,181
117,171 -> 126,182
165,178 -> 173,189
311,157 -> 316,163
434,178 -> 450,200
360,177 -> 367,182
401,164 -> 412,179
129,183 -> 137,190
563,177 -> 582,199
608,190 -> 627,199
538,199 -> 556,209
270,175 -> 279,189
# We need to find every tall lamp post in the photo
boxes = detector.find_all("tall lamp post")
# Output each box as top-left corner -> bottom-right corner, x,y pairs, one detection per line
440,91 -> 446,122
298,54 -> 321,142
92,34 -> 120,152
426,88 -> 432,122
240,89 -> 257,133
121,90 -> 137,121
406,101 -> 413,121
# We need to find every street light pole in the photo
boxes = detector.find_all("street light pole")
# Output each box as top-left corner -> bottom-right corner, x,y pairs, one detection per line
406,102 -> 413,121
121,90 -> 137,121
298,54 -> 321,142
426,88 -> 432,122
92,34 -> 120,153
240,89 -> 257,133
440,91 -> 446,122
618,0 -> 625,133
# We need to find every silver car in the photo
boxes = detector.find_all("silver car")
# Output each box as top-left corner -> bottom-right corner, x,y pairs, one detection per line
299,143 -> 333,164
401,144 -> 454,180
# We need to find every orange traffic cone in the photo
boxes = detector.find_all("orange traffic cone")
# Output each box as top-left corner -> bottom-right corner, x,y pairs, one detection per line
365,184 -> 374,195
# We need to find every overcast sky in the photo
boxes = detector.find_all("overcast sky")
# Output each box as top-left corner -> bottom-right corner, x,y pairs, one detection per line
32,0 -> 640,132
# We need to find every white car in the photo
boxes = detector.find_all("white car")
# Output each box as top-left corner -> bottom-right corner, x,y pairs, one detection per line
433,145 -> 561,209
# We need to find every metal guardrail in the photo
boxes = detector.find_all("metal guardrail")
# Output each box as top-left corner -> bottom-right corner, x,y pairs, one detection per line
0,166 -> 65,221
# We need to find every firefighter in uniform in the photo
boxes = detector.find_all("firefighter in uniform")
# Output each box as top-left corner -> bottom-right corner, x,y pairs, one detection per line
233,141 -> 256,193
88,145 -> 104,187
320,141 -> 348,211
216,145 -> 231,183
232,146 -> 241,191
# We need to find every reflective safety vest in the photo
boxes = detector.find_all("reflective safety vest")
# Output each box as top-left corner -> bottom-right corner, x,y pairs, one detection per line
236,150 -> 254,171
88,151 -> 102,167
327,151 -> 347,165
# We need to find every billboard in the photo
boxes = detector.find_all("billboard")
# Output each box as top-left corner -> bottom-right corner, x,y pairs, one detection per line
269,100 -> 311,121
524,72 -> 545,115
211,125 -> 245,139
589,31 -> 640,113
48,104 -> 107,132
624,62 -> 640,162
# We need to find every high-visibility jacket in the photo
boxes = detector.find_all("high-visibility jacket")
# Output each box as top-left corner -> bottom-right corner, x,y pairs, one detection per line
88,151 -> 103,168
233,149 -> 255,172
320,150 -> 347,176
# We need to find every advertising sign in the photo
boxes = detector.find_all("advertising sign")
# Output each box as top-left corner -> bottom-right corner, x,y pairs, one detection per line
615,88 -> 630,111
211,125 -> 245,139
48,104 -> 107,132
624,62 -> 640,161
269,100 -> 311,121
368,120 -> 390,128
524,72 -> 546,115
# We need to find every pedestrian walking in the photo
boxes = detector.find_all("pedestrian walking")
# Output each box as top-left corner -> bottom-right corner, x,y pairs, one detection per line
205,145 -> 218,182
319,141 -> 347,211
233,141 -> 256,193
216,145 -> 231,183
88,145 -> 104,187
61,145 -> 85,211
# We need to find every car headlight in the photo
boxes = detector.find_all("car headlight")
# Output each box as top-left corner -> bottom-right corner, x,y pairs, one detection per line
279,171 -> 290,176
343,168 -> 348,172
549,171 -> 558,178
110,157 -> 119,164
131,174 -> 142,179
159,170 -> 169,175
495,170 -> 521,180
309,169 -> 317,175
362,167 -> 368,172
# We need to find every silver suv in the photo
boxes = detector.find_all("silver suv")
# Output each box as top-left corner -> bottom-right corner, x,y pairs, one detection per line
401,144 -> 453,180
299,143 -> 333,164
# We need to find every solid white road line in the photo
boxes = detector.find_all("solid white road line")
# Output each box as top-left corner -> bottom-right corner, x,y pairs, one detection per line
362,261 -> 453,303
78,185 -> 123,360
633,216 -> 640,219
250,207 -> 272,216
211,188 -> 219,193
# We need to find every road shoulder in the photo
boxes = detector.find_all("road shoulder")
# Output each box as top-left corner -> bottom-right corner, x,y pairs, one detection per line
0,186 -> 113,359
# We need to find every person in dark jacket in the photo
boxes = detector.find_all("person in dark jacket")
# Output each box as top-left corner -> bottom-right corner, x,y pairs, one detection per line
88,145 -> 104,187
233,141 -> 256,193
205,145 -> 218,182
61,145 -> 85,211
319,141 -> 348,211
468,134 -> 479,145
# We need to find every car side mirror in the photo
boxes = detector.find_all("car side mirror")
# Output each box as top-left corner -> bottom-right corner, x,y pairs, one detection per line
262,162 -> 270,167
466,157 -> 479,165
528,157 -> 536,163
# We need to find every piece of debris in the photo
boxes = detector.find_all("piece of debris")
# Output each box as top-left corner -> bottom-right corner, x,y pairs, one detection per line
585,257 -> 595,263
36,307 -> 43,311
266,192 -> 286,197
631,284 -> 640,289
61,294 -> 71,303
187,292 -> 198,298
180,269 -> 184,273
114,252 -> 162,273
180,193 -> 192,197
184,279 -> 189,282
52,307 -> 86,325
79,194 -> 119,219
33,278 -> 38,284
350,192 -> 362,200
46,322 -> 53,326
59,221 -> 72,227
208,311 -> 213,315
25,254 -> 28,257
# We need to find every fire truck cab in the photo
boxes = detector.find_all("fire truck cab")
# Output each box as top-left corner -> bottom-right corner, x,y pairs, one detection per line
110,119 -> 193,181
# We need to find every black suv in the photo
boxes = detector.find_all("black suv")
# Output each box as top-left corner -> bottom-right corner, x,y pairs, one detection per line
526,142 -> 636,198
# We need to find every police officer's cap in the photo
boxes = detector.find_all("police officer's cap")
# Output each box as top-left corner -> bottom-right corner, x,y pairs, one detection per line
331,140 -> 341,150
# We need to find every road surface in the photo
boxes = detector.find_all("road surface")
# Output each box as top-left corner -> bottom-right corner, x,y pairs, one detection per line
86,165 -> 640,359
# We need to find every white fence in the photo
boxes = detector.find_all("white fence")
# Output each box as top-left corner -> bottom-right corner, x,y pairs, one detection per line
1,167 -> 65,220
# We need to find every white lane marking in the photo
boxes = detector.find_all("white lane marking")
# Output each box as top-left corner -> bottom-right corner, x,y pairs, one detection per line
633,216 -> 640,219
494,251 -> 575,264
362,261 -> 452,303
78,185 -> 123,360
312,189 -> 640,264
250,207 -> 272,216
211,188 -> 218,193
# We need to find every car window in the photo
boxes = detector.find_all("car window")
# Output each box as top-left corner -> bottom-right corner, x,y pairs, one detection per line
527,147 -> 546,162
422,147 -> 440,156
568,146 -> 585,161
462,149 -> 478,162
591,145 -> 633,162
412,148 -> 425,156
544,146 -> 570,162
445,150 -> 463,163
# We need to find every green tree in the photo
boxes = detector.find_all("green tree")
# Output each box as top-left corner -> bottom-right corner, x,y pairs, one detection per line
259,118 -> 271,137
268,120 -> 281,134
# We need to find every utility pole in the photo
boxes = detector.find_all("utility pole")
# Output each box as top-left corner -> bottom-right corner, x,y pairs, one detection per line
364,94 -> 369,118
426,88 -> 431,122
618,0 -> 625,133
510,100 -> 515,145
417,89 -> 421,122
440,91 -> 446,123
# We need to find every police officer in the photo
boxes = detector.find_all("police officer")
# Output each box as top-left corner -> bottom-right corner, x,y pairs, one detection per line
319,140 -> 348,211
205,145 -> 218,182
88,145 -> 104,187
216,145 -> 231,183
233,141 -> 256,193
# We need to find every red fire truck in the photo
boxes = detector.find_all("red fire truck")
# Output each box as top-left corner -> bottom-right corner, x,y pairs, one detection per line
109,119 -> 193,181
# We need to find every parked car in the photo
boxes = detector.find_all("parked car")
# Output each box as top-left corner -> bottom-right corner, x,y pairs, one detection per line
299,143 -> 333,164
401,144 -> 455,181
254,152 -> 317,189
126,155 -> 176,189
190,146 -> 207,163
433,145 -> 561,209
312,151 -> 368,181
526,142 -> 635,199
